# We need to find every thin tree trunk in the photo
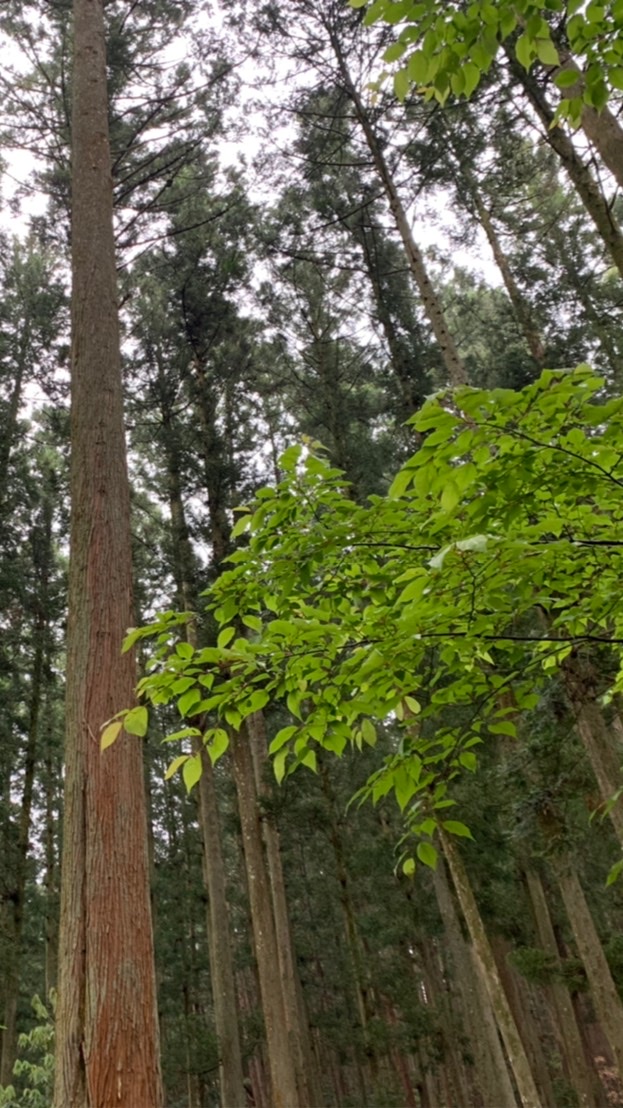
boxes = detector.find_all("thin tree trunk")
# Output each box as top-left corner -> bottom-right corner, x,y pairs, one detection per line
524,868 -> 603,1108
247,709 -> 321,1108
555,860 -> 623,1079
326,24 -> 468,386
439,827 -> 542,1108
507,50 -> 623,279
230,726 -> 301,1108
53,0 -> 162,1102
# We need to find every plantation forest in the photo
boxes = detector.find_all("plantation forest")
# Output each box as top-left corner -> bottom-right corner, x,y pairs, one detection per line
3,1 -> 623,1106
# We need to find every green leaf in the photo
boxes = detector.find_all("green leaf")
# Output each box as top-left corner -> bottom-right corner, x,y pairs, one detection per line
417,842 -> 438,869
274,748 -> 288,784
489,720 -> 517,737
443,820 -> 474,839
402,857 -> 416,877
394,67 -> 410,101
441,480 -> 460,512
384,41 -> 407,63
270,725 -> 297,754
361,718 -> 377,746
463,61 -> 480,97
124,706 -> 149,737
217,626 -> 235,649
101,720 -> 123,751
182,753 -> 202,793
408,50 -> 430,84
242,613 -> 262,632
606,858 -> 623,887
515,33 -> 535,69
165,754 -> 189,780
178,687 -> 201,717
205,728 -> 229,765
535,37 -> 560,65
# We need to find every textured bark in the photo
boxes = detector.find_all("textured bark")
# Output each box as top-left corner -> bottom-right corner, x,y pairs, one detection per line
53,2 -> 162,1104
230,727 -> 300,1108
507,52 -> 623,279
562,654 -> 623,847
493,936 -> 557,1107
555,861 -> 623,1079
440,829 -> 541,1108
247,710 -> 320,1108
326,24 -> 467,387
525,869 -> 603,1108
433,860 -> 518,1107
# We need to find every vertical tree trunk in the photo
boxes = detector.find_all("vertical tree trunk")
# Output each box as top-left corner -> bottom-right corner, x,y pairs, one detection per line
439,828 -> 541,1108
247,709 -> 321,1108
230,726 -> 301,1108
555,861 -> 623,1079
524,868 -> 603,1108
53,1 -> 162,1103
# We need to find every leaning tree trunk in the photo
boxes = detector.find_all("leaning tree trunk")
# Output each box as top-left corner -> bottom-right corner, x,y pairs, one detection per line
439,828 -> 542,1108
524,868 -> 602,1108
53,1 -> 162,1104
554,859 -> 623,1079
326,22 -> 468,387
506,50 -> 623,280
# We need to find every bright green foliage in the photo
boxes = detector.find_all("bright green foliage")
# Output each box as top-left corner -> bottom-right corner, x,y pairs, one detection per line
128,368 -> 623,854
351,0 -> 623,118
0,996 -> 54,1108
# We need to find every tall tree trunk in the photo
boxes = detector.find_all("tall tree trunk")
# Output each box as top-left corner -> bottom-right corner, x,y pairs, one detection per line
492,936 -> 557,1107
555,860 -> 623,1079
433,859 -> 518,1107
53,1 -> 162,1103
439,828 -> 541,1108
229,726 -> 301,1108
325,22 -> 468,386
506,51 -> 623,279
524,868 -> 604,1108
247,709 -> 321,1108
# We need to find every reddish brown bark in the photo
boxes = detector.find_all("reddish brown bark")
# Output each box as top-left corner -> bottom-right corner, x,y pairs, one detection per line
53,1 -> 162,1104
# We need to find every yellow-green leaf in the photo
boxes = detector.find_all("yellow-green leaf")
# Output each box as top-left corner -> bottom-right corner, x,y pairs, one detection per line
101,720 -> 123,751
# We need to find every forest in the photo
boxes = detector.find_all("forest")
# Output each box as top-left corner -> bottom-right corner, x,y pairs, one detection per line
1,0 -> 623,1106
